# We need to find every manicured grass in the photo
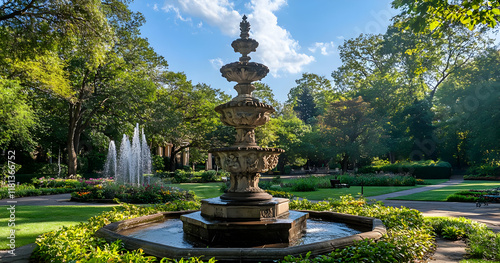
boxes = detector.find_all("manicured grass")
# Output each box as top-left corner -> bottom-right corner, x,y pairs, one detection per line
287,185 -> 426,200
171,182 -> 225,199
0,205 -> 114,249
171,179 -> 449,201
389,181 -> 500,201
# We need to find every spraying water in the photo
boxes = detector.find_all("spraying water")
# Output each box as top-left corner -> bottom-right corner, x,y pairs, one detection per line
104,124 -> 152,185
103,141 -> 117,179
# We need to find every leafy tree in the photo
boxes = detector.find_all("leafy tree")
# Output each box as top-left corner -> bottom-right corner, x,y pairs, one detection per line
394,99 -> 436,161
253,82 -> 280,110
392,0 -> 500,34
0,0 -> 121,98
257,114 -> 311,170
0,79 -> 37,151
318,97 -> 386,173
288,73 -> 337,114
435,48 -> 500,166
147,72 -> 229,171
293,87 -> 318,124
59,5 -> 167,176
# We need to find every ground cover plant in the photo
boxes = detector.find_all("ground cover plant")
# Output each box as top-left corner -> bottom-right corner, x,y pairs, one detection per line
0,205 -> 115,249
426,217 -> 500,261
388,181 -> 500,201
282,196 -> 435,262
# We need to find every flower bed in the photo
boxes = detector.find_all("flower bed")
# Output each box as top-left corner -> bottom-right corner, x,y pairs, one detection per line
71,183 -> 196,204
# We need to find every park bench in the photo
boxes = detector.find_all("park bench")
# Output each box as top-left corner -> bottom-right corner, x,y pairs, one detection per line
330,179 -> 350,188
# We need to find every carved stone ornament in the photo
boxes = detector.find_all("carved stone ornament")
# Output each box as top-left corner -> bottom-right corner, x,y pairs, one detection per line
220,62 -> 269,84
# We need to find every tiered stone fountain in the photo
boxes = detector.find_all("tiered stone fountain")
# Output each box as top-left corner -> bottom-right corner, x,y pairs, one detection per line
95,16 -> 386,262
180,15 -> 307,247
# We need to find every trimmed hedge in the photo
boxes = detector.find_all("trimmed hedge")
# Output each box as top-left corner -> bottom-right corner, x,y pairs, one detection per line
359,161 -> 452,179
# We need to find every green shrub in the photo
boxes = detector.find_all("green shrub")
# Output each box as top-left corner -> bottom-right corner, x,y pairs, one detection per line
359,160 -> 452,179
0,184 -> 78,199
200,170 -> 217,182
152,155 -> 165,171
446,194 -> 478,202
265,189 -> 295,199
31,177 -> 84,188
283,165 -> 292,175
441,225 -> 466,240
173,170 -> 190,183
290,178 -> 318,191
466,164 -> 500,178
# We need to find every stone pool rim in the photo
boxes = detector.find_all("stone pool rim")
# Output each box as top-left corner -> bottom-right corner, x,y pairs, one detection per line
95,210 -> 386,262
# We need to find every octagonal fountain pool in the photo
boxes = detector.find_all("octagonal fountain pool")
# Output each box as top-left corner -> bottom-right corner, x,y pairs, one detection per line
96,210 -> 386,262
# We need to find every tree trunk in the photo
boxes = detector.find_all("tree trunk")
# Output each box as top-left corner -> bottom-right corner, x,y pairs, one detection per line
67,103 -> 80,177
341,154 -> 349,175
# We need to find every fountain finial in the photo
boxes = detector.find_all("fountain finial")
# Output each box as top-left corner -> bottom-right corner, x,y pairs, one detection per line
240,15 -> 250,39
230,15 -> 259,63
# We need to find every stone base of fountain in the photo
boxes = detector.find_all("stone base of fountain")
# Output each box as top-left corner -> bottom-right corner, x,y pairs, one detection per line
200,197 -> 290,220
180,197 -> 306,247
181,210 -> 308,247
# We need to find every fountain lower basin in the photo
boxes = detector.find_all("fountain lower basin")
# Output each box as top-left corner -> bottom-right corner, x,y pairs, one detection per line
95,210 -> 386,262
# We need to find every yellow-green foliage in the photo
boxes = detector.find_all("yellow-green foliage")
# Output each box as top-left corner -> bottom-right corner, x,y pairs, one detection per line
287,196 -> 435,262
33,201 -> 200,262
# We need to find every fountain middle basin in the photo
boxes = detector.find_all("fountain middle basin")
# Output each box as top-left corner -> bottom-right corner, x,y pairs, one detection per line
95,210 -> 386,262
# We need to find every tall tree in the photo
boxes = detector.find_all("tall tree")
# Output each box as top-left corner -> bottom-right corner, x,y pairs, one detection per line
293,87 -> 318,124
319,97 -> 386,173
60,5 -> 167,176
287,73 -> 336,114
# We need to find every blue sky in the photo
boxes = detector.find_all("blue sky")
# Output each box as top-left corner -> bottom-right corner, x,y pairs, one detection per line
129,0 -> 399,103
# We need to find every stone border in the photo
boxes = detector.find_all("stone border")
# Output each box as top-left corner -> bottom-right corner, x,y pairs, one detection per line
95,210 -> 386,262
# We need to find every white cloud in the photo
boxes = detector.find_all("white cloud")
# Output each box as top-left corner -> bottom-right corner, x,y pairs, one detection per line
210,58 -> 224,69
153,4 -> 159,11
308,42 -> 335,56
161,0 -> 314,75
247,0 -> 315,75
166,0 -> 241,35
162,4 -> 191,22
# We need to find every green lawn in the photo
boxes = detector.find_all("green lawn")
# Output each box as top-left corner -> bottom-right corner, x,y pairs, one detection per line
0,205 -> 114,249
388,181 -> 500,201
287,185 -> 423,200
171,179 -> 448,201
171,182 -> 225,199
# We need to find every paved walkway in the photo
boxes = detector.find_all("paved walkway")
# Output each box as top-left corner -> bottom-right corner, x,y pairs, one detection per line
1,176 -> 500,263
370,174 -> 465,201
